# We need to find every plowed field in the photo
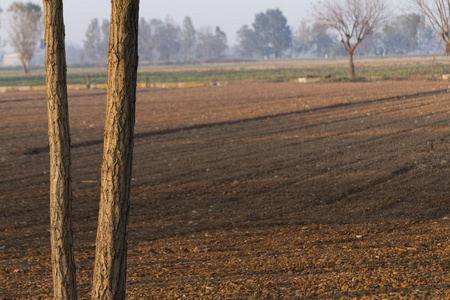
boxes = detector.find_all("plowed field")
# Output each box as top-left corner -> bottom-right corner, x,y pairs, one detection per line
0,80 -> 449,299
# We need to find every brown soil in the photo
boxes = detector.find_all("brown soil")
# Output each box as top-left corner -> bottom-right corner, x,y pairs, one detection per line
0,80 -> 449,299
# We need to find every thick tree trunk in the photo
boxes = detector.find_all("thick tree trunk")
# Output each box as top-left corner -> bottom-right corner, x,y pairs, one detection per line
91,0 -> 140,299
348,51 -> 355,80
43,0 -> 77,299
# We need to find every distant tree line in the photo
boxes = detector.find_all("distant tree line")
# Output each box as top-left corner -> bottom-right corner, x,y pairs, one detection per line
83,16 -> 227,63
0,1 -> 449,73
79,8 -> 442,64
298,12 -> 437,59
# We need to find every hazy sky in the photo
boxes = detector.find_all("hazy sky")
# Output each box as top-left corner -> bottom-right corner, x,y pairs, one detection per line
0,0 -> 413,51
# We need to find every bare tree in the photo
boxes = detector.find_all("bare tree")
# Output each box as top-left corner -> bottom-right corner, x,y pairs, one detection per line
83,18 -> 110,63
151,17 -> 181,61
315,0 -> 388,79
7,2 -> 43,73
293,19 -> 312,57
91,0 -> 140,298
196,26 -> 228,59
182,16 -> 196,61
212,26 -> 228,58
413,0 -> 450,54
42,0 -> 77,298
139,18 -> 153,61
196,26 -> 214,58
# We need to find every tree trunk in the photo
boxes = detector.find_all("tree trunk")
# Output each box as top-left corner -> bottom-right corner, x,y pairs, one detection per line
348,51 -> 355,80
43,0 -> 77,299
21,58 -> 29,74
91,0 -> 140,299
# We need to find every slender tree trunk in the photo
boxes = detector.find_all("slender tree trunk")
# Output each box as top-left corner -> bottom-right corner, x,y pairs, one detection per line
21,59 -> 29,74
348,51 -> 355,80
91,0 -> 140,299
43,0 -> 77,299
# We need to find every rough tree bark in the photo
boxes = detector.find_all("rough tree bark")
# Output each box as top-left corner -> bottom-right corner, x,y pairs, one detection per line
43,0 -> 77,299
91,0 -> 140,299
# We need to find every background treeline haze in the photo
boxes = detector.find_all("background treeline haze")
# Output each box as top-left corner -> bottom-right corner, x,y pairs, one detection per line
78,10 -> 439,65
0,6 -> 443,65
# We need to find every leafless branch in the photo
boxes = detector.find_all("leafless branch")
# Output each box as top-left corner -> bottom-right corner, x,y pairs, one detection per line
314,0 -> 388,78
413,0 -> 450,53
315,0 -> 389,53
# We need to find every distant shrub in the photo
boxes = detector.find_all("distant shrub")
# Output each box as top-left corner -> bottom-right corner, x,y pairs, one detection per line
333,76 -> 351,82
351,76 -> 368,82
333,76 -> 367,83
